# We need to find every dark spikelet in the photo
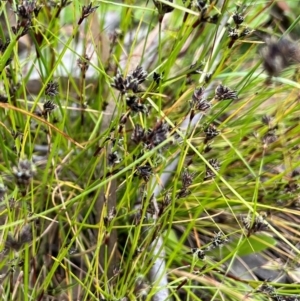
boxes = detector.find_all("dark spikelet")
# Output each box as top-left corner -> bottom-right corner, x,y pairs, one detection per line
257,283 -> 276,295
194,0 -> 207,13
192,87 -> 205,102
5,233 -> 20,250
204,124 -> 219,142
131,124 -> 147,144
19,224 -> 32,244
153,0 -> 174,14
131,121 -> 170,149
232,12 -> 244,26
215,84 -> 238,100
77,54 -> 90,72
195,100 -> 211,111
136,163 -> 153,182
240,27 -> 253,37
5,224 -> 32,251
119,113 -> 128,125
206,231 -> 228,250
12,158 -> 36,186
146,121 -> 170,149
262,130 -> 277,146
204,159 -> 220,180
191,248 -> 206,260
0,38 -> 10,53
45,81 -> 59,97
12,21 -> 31,38
256,283 -> 299,301
104,207 -> 117,226
176,188 -> 191,198
108,152 -> 121,166
111,72 -> 127,93
111,66 -> 148,94
43,100 -> 56,115
191,87 -> 211,112
16,0 -> 40,20
177,169 -> 194,198
261,38 -> 300,77
0,94 -> 8,103
159,193 -> 171,216
261,115 -> 273,126
126,95 -> 148,114
78,3 -> 99,25
182,169 -> 194,189
153,72 -> 163,84
228,27 -> 239,40
131,66 -> 148,85
241,214 -> 268,236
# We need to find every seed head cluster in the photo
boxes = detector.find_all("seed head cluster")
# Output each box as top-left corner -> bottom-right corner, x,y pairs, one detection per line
78,3 -> 99,25
206,231 -> 229,250
45,81 -> 59,97
215,84 -> 238,100
258,283 -> 300,301
16,0 -> 41,20
177,169 -> 194,198
0,38 -> 10,53
104,207 -> 117,226
12,158 -> 36,186
190,231 -> 229,260
190,84 -> 237,117
204,159 -> 220,180
136,163 -> 153,182
241,214 -> 269,236
77,54 -> 91,73
204,124 -> 219,143
5,224 -> 32,251
261,115 -> 278,147
108,151 -> 121,166
261,38 -> 300,77
43,100 -> 56,116
112,66 -> 148,94
153,0 -> 174,16
158,193 -> 171,217
191,86 -> 211,112
126,95 -> 148,114
232,12 -> 244,26
191,248 -> 206,260
227,10 -> 252,47
262,130 -> 277,146
189,0 -> 220,25
13,0 -> 41,38
131,121 -> 170,150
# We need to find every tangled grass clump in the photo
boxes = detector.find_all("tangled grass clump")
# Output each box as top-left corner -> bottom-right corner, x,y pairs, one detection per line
0,1 -> 300,301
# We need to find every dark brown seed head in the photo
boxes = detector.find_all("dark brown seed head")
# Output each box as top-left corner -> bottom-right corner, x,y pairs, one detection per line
204,158 -> 220,180
12,158 -> 36,186
45,81 -> 59,97
153,0 -> 174,14
261,38 -> 300,77
131,124 -> 147,145
136,163 -> 153,182
204,124 -> 219,142
112,66 -> 148,94
191,248 -> 206,260
232,12 -> 244,26
215,84 -> 238,100
78,3 -> 99,25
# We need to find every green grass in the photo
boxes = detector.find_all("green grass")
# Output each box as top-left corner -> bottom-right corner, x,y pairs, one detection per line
0,0 -> 300,300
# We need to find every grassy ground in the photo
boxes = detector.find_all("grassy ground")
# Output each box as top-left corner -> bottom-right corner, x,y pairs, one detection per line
0,0 -> 300,300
